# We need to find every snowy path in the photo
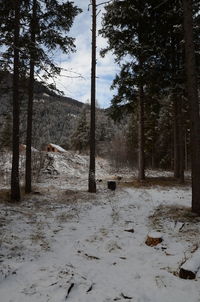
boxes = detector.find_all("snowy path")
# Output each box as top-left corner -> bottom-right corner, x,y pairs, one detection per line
0,185 -> 200,302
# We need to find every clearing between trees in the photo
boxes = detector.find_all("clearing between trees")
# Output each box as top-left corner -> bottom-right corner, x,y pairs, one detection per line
0,152 -> 199,302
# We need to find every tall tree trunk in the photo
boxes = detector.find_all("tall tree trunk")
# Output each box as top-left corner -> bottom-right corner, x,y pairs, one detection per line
173,97 -> 180,179
25,0 -> 37,193
178,97 -> 185,183
185,129 -> 188,171
88,0 -> 96,193
138,84 -> 145,181
11,0 -> 21,202
183,0 -> 200,214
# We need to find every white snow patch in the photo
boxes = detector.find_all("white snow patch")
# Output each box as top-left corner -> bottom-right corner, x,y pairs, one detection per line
0,154 -> 199,302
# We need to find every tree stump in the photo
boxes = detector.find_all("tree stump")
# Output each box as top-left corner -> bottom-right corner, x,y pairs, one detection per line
179,249 -> 200,279
107,181 -> 116,191
145,232 -> 163,246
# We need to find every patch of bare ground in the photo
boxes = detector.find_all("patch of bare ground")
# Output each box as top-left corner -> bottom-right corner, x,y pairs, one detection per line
149,204 -> 200,242
0,189 -> 10,203
0,187 -> 30,204
119,177 -> 191,189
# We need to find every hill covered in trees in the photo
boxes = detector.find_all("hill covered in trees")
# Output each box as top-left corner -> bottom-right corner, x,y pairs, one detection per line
0,71 -> 85,149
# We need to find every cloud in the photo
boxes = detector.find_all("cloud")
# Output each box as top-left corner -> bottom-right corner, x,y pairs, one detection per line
53,0 -> 118,108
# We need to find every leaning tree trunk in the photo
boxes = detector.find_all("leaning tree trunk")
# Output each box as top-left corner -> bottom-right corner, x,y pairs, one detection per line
183,0 -> 200,214
11,0 -> 21,202
138,83 -> 145,181
25,0 -> 37,193
88,0 -> 96,193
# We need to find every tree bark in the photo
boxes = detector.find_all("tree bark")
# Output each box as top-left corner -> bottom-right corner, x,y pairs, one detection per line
178,97 -> 185,183
173,97 -> 180,179
11,0 -> 21,202
138,83 -> 145,181
25,0 -> 37,193
183,0 -> 200,214
88,0 -> 96,193
184,129 -> 188,171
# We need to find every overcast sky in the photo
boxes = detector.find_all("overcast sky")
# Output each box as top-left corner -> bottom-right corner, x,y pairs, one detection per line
54,0 -> 118,108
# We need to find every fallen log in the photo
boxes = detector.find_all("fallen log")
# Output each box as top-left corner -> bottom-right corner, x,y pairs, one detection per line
179,249 -> 200,279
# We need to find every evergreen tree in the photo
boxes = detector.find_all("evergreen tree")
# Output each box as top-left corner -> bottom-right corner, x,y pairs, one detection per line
0,0 -> 81,196
11,0 -> 21,202
24,0 -> 81,193
89,0 -> 97,193
183,0 -> 200,214
100,0 -> 158,180
70,107 -> 90,153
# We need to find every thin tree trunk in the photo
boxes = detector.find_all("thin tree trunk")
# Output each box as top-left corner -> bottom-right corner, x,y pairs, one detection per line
185,129 -> 188,171
183,0 -> 200,214
178,97 -> 185,183
173,97 -> 180,179
138,84 -> 145,181
88,0 -> 96,193
11,0 -> 21,202
25,0 -> 37,193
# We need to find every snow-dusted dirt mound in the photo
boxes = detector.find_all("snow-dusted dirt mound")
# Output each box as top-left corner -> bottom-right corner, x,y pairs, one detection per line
41,151 -> 110,180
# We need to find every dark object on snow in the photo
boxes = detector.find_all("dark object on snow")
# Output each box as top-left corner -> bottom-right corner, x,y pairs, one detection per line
124,228 -> 134,233
84,253 -> 100,260
179,268 -> 196,279
107,181 -> 116,191
65,283 -> 74,299
86,283 -> 94,293
117,176 -> 122,180
33,191 -> 41,195
121,293 -> 133,299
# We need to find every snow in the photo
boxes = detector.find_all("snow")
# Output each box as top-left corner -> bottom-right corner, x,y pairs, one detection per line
0,153 -> 200,301
181,249 -> 200,274
49,143 -> 67,152
147,231 -> 163,239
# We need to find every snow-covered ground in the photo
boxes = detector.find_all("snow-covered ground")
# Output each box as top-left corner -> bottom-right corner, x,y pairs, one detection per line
0,152 -> 200,302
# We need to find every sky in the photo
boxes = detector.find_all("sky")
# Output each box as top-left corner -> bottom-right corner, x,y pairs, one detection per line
54,0 -> 118,108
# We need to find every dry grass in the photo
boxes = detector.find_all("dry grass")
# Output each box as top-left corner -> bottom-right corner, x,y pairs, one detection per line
0,189 -> 11,203
30,230 -> 50,251
149,204 -> 200,244
56,211 -> 76,223
119,177 -> 191,189
150,205 -> 200,224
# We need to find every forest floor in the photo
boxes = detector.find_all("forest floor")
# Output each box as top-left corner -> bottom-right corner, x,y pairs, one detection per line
0,152 -> 200,302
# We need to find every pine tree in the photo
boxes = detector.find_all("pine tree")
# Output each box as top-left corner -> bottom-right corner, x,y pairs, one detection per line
70,107 -> 90,152
183,0 -> 200,214
100,0 -> 159,180
25,0 -> 37,193
88,0 -> 97,193
11,0 -> 21,202
25,0 -> 81,193
0,0 -> 81,195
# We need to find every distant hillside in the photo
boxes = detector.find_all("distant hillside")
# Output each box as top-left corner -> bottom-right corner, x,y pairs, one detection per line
0,71 -> 115,156
0,71 -> 84,149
